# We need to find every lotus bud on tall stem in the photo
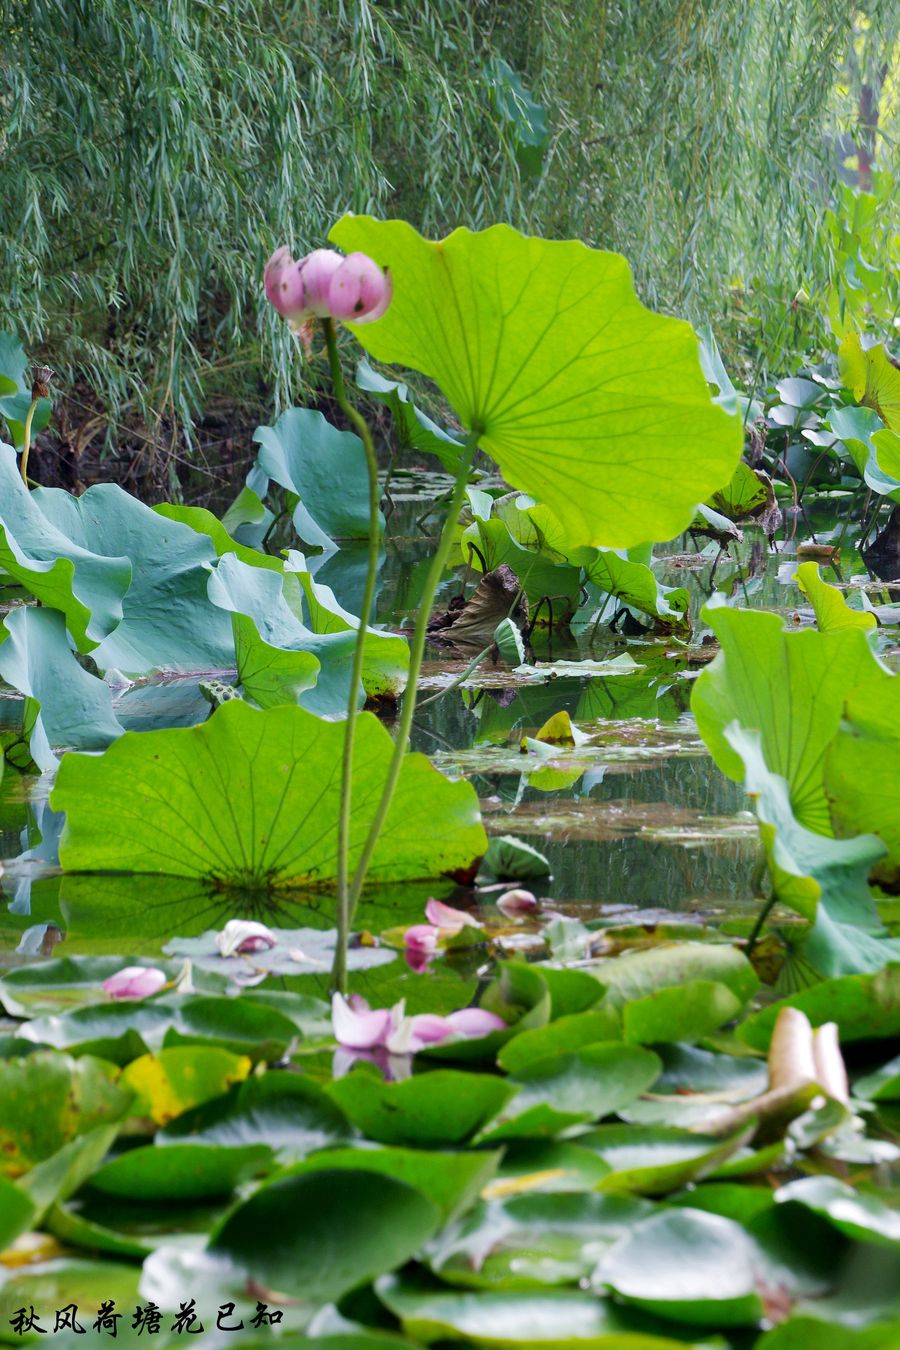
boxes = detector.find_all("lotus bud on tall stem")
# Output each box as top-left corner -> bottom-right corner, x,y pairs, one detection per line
19,365 -> 53,485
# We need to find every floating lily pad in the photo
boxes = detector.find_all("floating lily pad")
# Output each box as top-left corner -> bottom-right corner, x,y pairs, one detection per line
326,1068 -> 517,1147
594,1207 -> 764,1327
210,1167 -> 440,1304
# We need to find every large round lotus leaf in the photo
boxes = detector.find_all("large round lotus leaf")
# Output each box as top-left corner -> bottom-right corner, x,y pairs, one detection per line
0,1051 -> 132,1178
326,1068 -> 517,1147
53,699 -> 486,888
210,1168 -> 440,1304
594,1207 -> 764,1326
328,217 -> 741,550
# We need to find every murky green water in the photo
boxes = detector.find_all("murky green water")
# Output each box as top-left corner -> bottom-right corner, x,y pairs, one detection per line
1,478 -> 891,972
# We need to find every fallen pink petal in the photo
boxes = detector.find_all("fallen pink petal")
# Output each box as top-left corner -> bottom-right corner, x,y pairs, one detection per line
424,898 -> 481,932
102,966 -> 167,1000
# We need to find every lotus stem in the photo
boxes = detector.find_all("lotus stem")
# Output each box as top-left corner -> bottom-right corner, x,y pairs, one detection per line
322,318 -> 382,995
346,429 -> 481,921
19,396 -> 39,485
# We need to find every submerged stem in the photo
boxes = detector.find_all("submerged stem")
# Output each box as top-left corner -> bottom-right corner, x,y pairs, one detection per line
322,319 -> 382,995
19,397 -> 39,484
347,430 -> 481,918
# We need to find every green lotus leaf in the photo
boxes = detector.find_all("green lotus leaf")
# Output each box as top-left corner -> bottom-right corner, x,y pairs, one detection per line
826,669 -> 900,889
90,1141 -> 272,1201
839,333 -> 900,432
796,562 -> 876,633
356,358 -> 465,472
724,724 -> 898,977
594,1207 -> 764,1327
329,217 -> 741,549
0,1051 -> 132,1178
0,606 -> 123,771
775,1176 -> 900,1249
705,460 -> 770,521
580,1123 -> 754,1196
0,447 -> 131,651
211,1168 -> 441,1304
829,404 -> 900,501
692,602 -> 881,836
53,699 -> 486,888
291,1146 -> 500,1228
738,965 -> 900,1049
622,980 -> 743,1045
0,1176 -> 37,1250
253,406 -> 383,547
480,1044 -> 661,1143
31,478 -> 235,674
376,1273 -> 708,1348
159,1071 -> 350,1162
326,1069 -> 517,1148
591,941 -> 759,1010
0,332 -> 53,447
853,1053 -> 900,1102
497,1011 -> 623,1075
427,1191 -> 653,1292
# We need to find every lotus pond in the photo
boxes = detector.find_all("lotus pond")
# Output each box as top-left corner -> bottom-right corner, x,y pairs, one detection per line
1,220 -> 900,1350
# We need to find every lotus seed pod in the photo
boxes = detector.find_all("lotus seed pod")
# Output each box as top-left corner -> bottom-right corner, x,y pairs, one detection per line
328,251 -> 392,322
767,1006 -> 817,1093
812,1021 -> 850,1104
263,246 -> 307,319
296,248 -> 344,317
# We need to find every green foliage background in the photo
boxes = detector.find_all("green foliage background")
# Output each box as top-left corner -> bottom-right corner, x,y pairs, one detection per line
1,0 -> 897,450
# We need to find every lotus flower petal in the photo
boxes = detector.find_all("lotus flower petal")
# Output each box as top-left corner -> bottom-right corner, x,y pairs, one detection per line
103,966 -> 167,1000
297,248 -> 344,317
329,252 -> 392,322
264,246 -> 307,320
497,888 -> 539,918
445,1007 -> 506,1038
215,919 -> 277,957
333,993 -> 407,1050
424,898 -> 480,932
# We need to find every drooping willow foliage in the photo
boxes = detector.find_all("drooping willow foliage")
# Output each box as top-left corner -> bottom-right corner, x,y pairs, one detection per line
1,0 -> 896,453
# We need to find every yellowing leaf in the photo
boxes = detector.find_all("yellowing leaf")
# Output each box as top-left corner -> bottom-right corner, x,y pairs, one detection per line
121,1048 -> 251,1126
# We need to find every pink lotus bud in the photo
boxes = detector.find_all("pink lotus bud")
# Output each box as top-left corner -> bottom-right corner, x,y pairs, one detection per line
264,247 -> 307,320
497,888 -> 539,919
328,252 -> 392,323
103,966 -> 167,1000
296,249 -> 344,317
215,919 -> 276,957
425,898 -> 480,933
